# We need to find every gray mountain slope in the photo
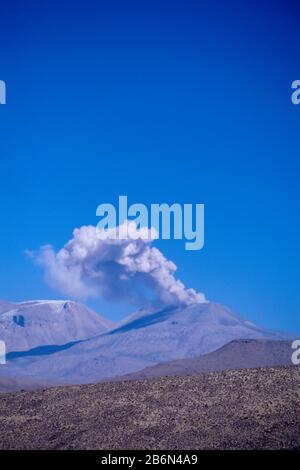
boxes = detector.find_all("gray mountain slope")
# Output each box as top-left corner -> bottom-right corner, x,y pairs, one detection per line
0,301 -> 17,314
0,300 -> 115,351
0,339 -> 293,392
113,339 -> 295,381
0,301 -> 294,384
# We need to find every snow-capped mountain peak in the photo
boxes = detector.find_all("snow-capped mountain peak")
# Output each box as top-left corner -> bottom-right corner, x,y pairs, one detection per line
0,299 -> 115,352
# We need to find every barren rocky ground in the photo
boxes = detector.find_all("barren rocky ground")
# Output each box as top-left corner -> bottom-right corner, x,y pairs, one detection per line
0,366 -> 299,450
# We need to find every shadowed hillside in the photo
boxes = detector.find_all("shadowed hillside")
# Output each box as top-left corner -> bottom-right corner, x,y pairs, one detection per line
113,339 -> 295,381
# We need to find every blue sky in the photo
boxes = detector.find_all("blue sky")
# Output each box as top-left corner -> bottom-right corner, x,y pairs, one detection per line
0,0 -> 299,331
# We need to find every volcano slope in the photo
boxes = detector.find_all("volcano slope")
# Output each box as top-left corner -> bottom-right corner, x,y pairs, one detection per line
0,366 -> 299,450
0,302 -> 294,386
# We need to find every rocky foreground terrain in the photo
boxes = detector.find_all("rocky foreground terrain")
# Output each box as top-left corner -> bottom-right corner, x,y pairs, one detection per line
0,365 -> 299,450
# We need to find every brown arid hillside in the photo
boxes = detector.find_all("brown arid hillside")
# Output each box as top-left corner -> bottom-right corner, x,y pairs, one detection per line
0,366 -> 299,450
112,339 -> 295,381
0,377 -> 60,394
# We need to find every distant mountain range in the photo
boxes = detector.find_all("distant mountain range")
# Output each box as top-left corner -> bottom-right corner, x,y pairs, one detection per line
0,299 -> 296,390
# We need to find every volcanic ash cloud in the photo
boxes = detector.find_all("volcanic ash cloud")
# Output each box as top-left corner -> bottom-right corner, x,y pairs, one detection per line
30,221 -> 206,307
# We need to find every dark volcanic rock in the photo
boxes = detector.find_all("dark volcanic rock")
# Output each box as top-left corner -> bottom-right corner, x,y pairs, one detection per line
0,366 -> 299,450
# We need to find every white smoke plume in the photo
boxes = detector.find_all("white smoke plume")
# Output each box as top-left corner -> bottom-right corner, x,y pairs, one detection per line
29,221 -> 206,307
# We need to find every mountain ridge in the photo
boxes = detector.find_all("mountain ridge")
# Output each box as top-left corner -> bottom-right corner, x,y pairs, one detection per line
0,299 -> 115,351
0,299 -> 295,386
112,338 -> 295,381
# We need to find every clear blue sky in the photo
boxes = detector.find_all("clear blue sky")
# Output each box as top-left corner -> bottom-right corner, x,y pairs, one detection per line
0,0 -> 299,331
